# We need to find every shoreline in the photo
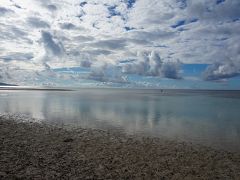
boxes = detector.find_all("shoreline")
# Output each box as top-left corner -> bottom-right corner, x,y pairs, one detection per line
0,87 -> 73,91
1,117 -> 240,179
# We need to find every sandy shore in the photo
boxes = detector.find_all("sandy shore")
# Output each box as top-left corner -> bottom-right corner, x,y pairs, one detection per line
0,117 -> 240,179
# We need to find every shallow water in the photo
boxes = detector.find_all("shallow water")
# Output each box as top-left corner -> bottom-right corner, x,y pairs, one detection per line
0,88 -> 240,151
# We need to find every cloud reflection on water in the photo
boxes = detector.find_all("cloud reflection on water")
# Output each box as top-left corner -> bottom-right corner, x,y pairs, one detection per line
0,89 -> 240,151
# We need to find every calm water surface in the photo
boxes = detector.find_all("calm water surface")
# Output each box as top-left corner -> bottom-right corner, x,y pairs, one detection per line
0,88 -> 240,151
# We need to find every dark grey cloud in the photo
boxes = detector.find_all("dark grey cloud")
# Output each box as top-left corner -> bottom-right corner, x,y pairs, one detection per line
161,61 -> 182,79
187,0 -> 240,22
127,38 -> 150,45
0,53 -> 33,62
11,27 -> 27,37
91,39 -> 127,50
130,29 -> 176,41
41,31 -> 64,56
0,25 -> 32,44
13,4 -> 23,9
74,35 -> 95,42
80,60 -> 92,68
46,4 -> 57,11
0,7 -> 14,16
79,2 -> 87,7
28,17 -> 50,28
194,24 -> 240,37
59,23 -> 76,30
81,49 -> 112,56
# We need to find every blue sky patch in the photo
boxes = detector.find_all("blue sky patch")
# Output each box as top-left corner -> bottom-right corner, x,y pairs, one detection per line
107,5 -> 121,17
182,64 -> 208,77
216,0 -> 225,5
172,18 -> 198,28
171,20 -> 186,28
125,0 -> 136,9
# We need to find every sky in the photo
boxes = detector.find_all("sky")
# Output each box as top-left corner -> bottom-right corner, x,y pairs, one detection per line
0,0 -> 240,89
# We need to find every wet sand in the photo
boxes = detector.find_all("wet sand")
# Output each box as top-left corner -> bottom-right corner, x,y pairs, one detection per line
0,116 -> 240,179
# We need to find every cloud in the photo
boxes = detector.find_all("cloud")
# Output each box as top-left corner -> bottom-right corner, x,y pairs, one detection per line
73,35 -> 95,42
203,62 -> 240,81
130,29 -> 176,42
161,61 -> 182,79
41,31 -> 64,56
0,7 -> 14,16
90,39 -> 127,50
27,17 -> 50,28
0,66 -> 12,81
59,23 -> 76,30
89,62 -> 127,83
127,0 -> 176,28
122,51 -> 182,79
203,38 -> 240,81
0,0 -> 239,87
80,60 -> 92,68
187,0 -> 240,22
0,53 -> 33,62
81,49 -> 112,56
46,4 -> 57,11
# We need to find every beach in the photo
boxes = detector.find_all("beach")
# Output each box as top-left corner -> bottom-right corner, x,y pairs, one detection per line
1,116 -> 240,179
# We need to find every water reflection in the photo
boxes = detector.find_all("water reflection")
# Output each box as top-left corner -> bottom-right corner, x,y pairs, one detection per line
0,89 -> 240,151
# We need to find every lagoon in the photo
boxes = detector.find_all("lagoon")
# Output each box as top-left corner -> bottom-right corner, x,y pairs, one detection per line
0,88 -> 240,151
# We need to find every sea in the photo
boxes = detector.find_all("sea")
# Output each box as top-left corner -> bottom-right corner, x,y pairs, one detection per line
0,87 -> 240,151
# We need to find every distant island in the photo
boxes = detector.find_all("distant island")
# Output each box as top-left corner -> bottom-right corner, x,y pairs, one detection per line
0,82 -> 17,86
